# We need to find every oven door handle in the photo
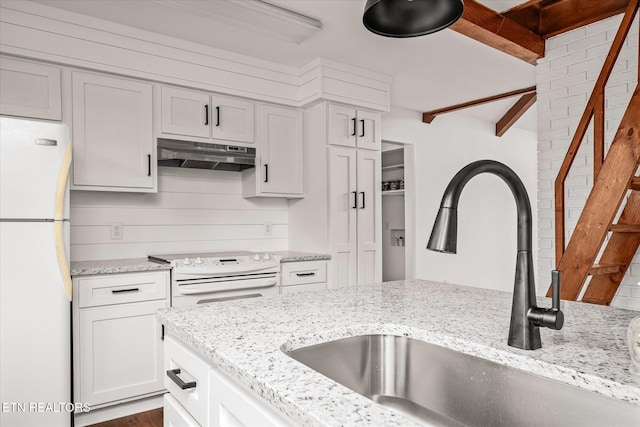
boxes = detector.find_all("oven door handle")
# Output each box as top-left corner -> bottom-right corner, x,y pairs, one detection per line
177,278 -> 278,295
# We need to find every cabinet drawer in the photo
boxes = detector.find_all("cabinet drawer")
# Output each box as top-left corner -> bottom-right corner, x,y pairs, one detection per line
76,271 -> 168,308
164,394 -> 199,427
281,261 -> 327,286
165,335 -> 210,427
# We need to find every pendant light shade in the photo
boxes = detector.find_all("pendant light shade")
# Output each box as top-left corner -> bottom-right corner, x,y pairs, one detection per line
363,0 -> 464,38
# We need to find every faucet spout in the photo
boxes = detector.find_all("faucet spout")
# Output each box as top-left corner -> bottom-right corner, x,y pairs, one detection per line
427,160 -> 563,350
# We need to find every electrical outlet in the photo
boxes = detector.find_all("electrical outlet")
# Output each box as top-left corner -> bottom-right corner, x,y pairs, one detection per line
110,222 -> 123,240
263,222 -> 272,237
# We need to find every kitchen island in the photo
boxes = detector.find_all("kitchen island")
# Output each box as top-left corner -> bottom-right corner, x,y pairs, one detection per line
157,280 -> 640,426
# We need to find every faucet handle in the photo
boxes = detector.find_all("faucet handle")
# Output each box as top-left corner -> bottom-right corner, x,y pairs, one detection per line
528,270 -> 564,330
551,270 -> 561,311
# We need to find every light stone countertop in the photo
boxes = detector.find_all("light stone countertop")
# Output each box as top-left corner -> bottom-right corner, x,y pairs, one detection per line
70,258 -> 171,276
157,280 -> 640,426
271,251 -> 331,262
70,252 -> 330,276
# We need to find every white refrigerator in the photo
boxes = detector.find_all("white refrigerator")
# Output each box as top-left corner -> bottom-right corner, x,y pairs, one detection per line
0,117 -> 73,426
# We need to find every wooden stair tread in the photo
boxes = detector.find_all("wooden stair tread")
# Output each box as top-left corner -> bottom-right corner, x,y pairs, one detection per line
589,263 -> 625,275
581,191 -> 640,304
630,176 -> 640,191
609,224 -> 640,232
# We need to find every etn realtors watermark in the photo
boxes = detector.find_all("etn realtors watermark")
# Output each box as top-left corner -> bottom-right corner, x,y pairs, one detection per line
2,402 -> 91,413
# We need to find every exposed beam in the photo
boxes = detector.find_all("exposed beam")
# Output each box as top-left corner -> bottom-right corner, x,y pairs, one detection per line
449,0 -> 545,65
495,92 -> 537,137
503,0 -> 630,38
422,86 -> 536,124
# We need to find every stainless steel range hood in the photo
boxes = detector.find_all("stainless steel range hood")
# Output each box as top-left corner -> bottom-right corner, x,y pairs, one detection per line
157,139 -> 255,171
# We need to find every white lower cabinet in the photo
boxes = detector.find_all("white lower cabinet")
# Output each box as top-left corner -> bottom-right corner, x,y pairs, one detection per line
164,335 -> 294,426
280,260 -> 327,294
73,271 -> 169,408
164,394 -> 199,427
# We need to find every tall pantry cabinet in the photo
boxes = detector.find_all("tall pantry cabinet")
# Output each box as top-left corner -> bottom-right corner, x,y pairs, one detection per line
289,102 -> 382,288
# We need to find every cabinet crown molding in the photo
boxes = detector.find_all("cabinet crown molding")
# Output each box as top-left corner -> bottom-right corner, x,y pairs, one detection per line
0,1 -> 390,111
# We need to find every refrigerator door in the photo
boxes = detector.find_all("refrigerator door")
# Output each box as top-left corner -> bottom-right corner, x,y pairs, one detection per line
0,220 -> 71,427
0,117 -> 70,220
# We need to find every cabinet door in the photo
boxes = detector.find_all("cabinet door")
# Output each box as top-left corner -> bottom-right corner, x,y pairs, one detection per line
280,282 -> 327,294
356,110 -> 381,150
0,57 -> 61,120
328,147 -> 357,288
258,104 -> 303,195
210,94 -> 254,143
327,104 -> 356,147
78,300 -> 166,406
356,149 -> 382,286
161,86 -> 210,138
72,72 -> 153,190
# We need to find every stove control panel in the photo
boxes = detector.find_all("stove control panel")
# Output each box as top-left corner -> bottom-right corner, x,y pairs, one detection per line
172,253 -> 280,274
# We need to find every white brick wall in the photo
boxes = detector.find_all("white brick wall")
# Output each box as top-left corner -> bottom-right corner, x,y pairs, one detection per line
536,13 -> 639,310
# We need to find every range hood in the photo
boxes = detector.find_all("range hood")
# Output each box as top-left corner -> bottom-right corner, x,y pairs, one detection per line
157,139 -> 255,171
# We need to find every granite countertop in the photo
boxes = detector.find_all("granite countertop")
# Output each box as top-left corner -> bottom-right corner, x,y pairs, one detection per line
70,252 -> 330,276
157,280 -> 640,426
70,258 -> 172,276
271,251 -> 331,263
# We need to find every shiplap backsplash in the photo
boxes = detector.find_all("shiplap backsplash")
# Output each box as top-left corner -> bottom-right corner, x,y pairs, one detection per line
70,167 -> 288,261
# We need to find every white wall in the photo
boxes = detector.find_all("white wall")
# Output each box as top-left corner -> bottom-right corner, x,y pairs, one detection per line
537,13 -> 639,310
382,108 -> 538,293
70,167 -> 288,261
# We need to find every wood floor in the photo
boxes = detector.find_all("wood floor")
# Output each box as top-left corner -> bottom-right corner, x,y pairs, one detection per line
88,408 -> 163,427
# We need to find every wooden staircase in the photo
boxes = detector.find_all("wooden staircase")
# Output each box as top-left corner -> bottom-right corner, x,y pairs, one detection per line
550,0 -> 640,305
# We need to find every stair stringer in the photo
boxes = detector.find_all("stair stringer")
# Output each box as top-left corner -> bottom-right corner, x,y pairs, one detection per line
553,85 -> 640,302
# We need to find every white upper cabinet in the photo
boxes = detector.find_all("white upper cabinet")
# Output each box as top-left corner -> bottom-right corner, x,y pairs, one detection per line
211,94 -> 254,143
72,71 -> 155,192
161,86 -> 210,138
242,104 -> 303,198
355,109 -> 381,151
327,103 -> 381,150
158,86 -> 254,145
0,56 -> 61,121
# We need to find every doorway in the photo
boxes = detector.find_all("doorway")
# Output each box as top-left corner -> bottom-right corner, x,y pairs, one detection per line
381,140 -> 415,281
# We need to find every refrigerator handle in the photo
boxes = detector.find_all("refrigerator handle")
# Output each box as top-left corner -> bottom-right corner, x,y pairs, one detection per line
54,143 -> 73,300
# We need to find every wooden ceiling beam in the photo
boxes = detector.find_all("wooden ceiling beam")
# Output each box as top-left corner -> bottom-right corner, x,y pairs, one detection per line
449,0 -> 545,65
503,0 -> 630,39
495,92 -> 537,136
422,86 -> 536,123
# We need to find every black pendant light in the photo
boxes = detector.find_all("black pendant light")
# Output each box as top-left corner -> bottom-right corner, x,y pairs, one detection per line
363,0 -> 464,38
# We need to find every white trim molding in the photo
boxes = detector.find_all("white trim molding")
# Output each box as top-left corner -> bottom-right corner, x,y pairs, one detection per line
0,1 -> 390,111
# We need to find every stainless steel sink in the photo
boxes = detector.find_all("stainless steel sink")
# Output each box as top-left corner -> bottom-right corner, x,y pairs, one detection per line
284,335 -> 640,426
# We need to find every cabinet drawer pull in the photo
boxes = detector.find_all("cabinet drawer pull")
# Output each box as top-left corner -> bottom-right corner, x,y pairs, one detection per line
264,164 -> 269,183
351,117 -> 357,136
204,104 -> 209,125
352,191 -> 357,209
216,106 -> 220,127
360,191 -> 365,209
167,368 -> 196,390
296,272 -> 316,277
111,288 -> 139,294
360,119 -> 365,137
147,154 -> 151,176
